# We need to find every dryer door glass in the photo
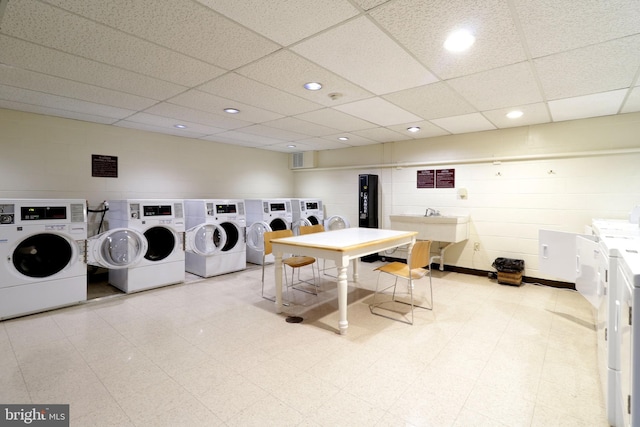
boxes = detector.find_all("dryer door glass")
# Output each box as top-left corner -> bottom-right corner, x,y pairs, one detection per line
144,226 -> 175,261
270,218 -> 287,231
307,215 -> 319,225
12,233 -> 73,278
246,221 -> 271,252
187,224 -> 226,256
98,229 -> 146,268
220,222 -> 239,252
326,215 -> 350,231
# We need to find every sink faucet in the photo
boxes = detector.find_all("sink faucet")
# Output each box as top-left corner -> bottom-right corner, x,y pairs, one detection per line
425,208 -> 440,217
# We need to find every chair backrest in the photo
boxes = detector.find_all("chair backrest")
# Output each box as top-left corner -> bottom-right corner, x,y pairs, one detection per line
299,224 -> 325,235
263,229 -> 293,256
409,240 -> 432,269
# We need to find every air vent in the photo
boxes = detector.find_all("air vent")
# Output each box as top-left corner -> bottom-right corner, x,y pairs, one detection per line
289,151 -> 317,169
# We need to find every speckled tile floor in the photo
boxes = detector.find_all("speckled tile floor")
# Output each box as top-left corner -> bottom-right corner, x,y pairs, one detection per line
0,261 -> 606,426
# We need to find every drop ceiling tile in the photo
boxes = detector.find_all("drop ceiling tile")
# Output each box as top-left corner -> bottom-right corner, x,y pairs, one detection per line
299,137 -> 352,150
335,97 -> 422,126
169,90 -> 283,124
0,100 -> 119,125
262,142 -> 319,153
237,50 -> 373,107
430,113 -> 496,134
447,62 -> 542,111
0,36 -> 187,100
2,1 -> 224,86
120,112 -> 227,135
0,84 -> 135,119
483,103 -> 550,128
295,108 -> 376,132
383,82 -> 476,120
548,90 -> 628,122
534,36 -> 640,100
144,103 -> 252,130
621,87 -> 640,114
116,120 -> 209,139
292,16 -> 437,95
513,0 -> 640,57
351,0 -> 389,11
236,124 -> 311,142
261,117 -> 340,137
370,0 -> 526,80
323,133 -> 379,147
353,127 -> 409,143
386,121 -> 450,138
199,73 -> 322,116
46,0 -> 279,70
196,0 -> 359,46
202,132 -> 279,148
0,66 -> 157,111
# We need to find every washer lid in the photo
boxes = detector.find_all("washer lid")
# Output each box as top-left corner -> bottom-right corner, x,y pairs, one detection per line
291,218 -> 312,236
325,215 -> 350,231
185,223 -> 227,256
246,221 -> 272,252
87,227 -> 147,269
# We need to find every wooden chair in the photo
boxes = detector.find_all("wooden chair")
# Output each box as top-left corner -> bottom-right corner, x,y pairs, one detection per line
261,229 -> 318,301
369,240 -> 433,325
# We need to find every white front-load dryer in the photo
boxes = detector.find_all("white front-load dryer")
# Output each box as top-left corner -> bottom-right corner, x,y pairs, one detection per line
245,199 -> 292,264
324,214 -> 351,231
105,200 -> 185,293
292,199 -> 324,235
184,199 -> 246,277
0,199 -> 87,320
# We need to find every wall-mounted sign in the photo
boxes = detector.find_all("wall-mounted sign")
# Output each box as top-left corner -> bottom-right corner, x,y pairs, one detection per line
417,170 -> 435,188
436,168 -> 455,188
92,154 -> 118,178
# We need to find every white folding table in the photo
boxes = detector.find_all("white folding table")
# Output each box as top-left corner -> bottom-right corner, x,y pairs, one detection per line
270,228 -> 418,335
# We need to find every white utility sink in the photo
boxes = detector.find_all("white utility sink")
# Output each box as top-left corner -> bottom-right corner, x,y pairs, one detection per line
389,214 -> 470,270
389,214 -> 469,242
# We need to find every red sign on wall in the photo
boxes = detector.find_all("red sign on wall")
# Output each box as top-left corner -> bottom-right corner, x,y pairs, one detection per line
436,169 -> 455,188
417,170 -> 435,188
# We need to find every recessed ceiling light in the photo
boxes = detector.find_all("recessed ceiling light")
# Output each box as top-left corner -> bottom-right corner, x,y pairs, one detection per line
506,110 -> 524,119
303,82 -> 323,91
407,126 -> 421,133
287,144 -> 296,148
338,136 -> 349,141
224,108 -> 240,114
174,124 -> 187,129
444,29 -> 475,52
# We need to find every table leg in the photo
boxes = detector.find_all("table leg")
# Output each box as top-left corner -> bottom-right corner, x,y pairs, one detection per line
353,257 -> 359,281
275,250 -> 283,314
337,262 -> 349,335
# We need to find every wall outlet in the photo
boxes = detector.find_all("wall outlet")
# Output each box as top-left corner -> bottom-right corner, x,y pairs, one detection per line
474,242 -> 480,251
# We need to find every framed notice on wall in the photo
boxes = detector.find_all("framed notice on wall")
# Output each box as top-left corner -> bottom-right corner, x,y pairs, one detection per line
92,154 -> 118,178
417,170 -> 435,188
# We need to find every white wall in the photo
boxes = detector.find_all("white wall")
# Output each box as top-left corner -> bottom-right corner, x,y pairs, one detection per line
0,109 -> 294,205
293,113 -> 640,280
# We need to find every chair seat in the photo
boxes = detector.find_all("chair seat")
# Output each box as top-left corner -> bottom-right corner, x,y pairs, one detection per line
284,256 -> 316,268
375,262 -> 427,280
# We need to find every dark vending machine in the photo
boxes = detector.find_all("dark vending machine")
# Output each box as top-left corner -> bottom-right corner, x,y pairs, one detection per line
359,174 -> 379,262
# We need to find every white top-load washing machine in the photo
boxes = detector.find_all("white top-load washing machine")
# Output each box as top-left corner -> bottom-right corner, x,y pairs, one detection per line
106,199 -> 185,293
184,199 -> 246,277
0,199 -> 87,320
245,199 -> 292,265
291,198 -> 324,235
618,245 -> 640,427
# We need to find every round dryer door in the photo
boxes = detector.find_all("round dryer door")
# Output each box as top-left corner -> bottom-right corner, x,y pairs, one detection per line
11,232 -> 75,278
185,223 -> 227,256
144,226 -> 177,262
306,215 -> 320,225
219,222 -> 240,252
291,218 -> 312,236
88,228 -> 147,269
325,215 -> 350,231
246,221 -> 271,252
269,218 -> 288,231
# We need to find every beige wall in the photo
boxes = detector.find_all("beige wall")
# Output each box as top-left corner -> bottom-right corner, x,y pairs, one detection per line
0,109 -> 294,206
293,112 -> 640,280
